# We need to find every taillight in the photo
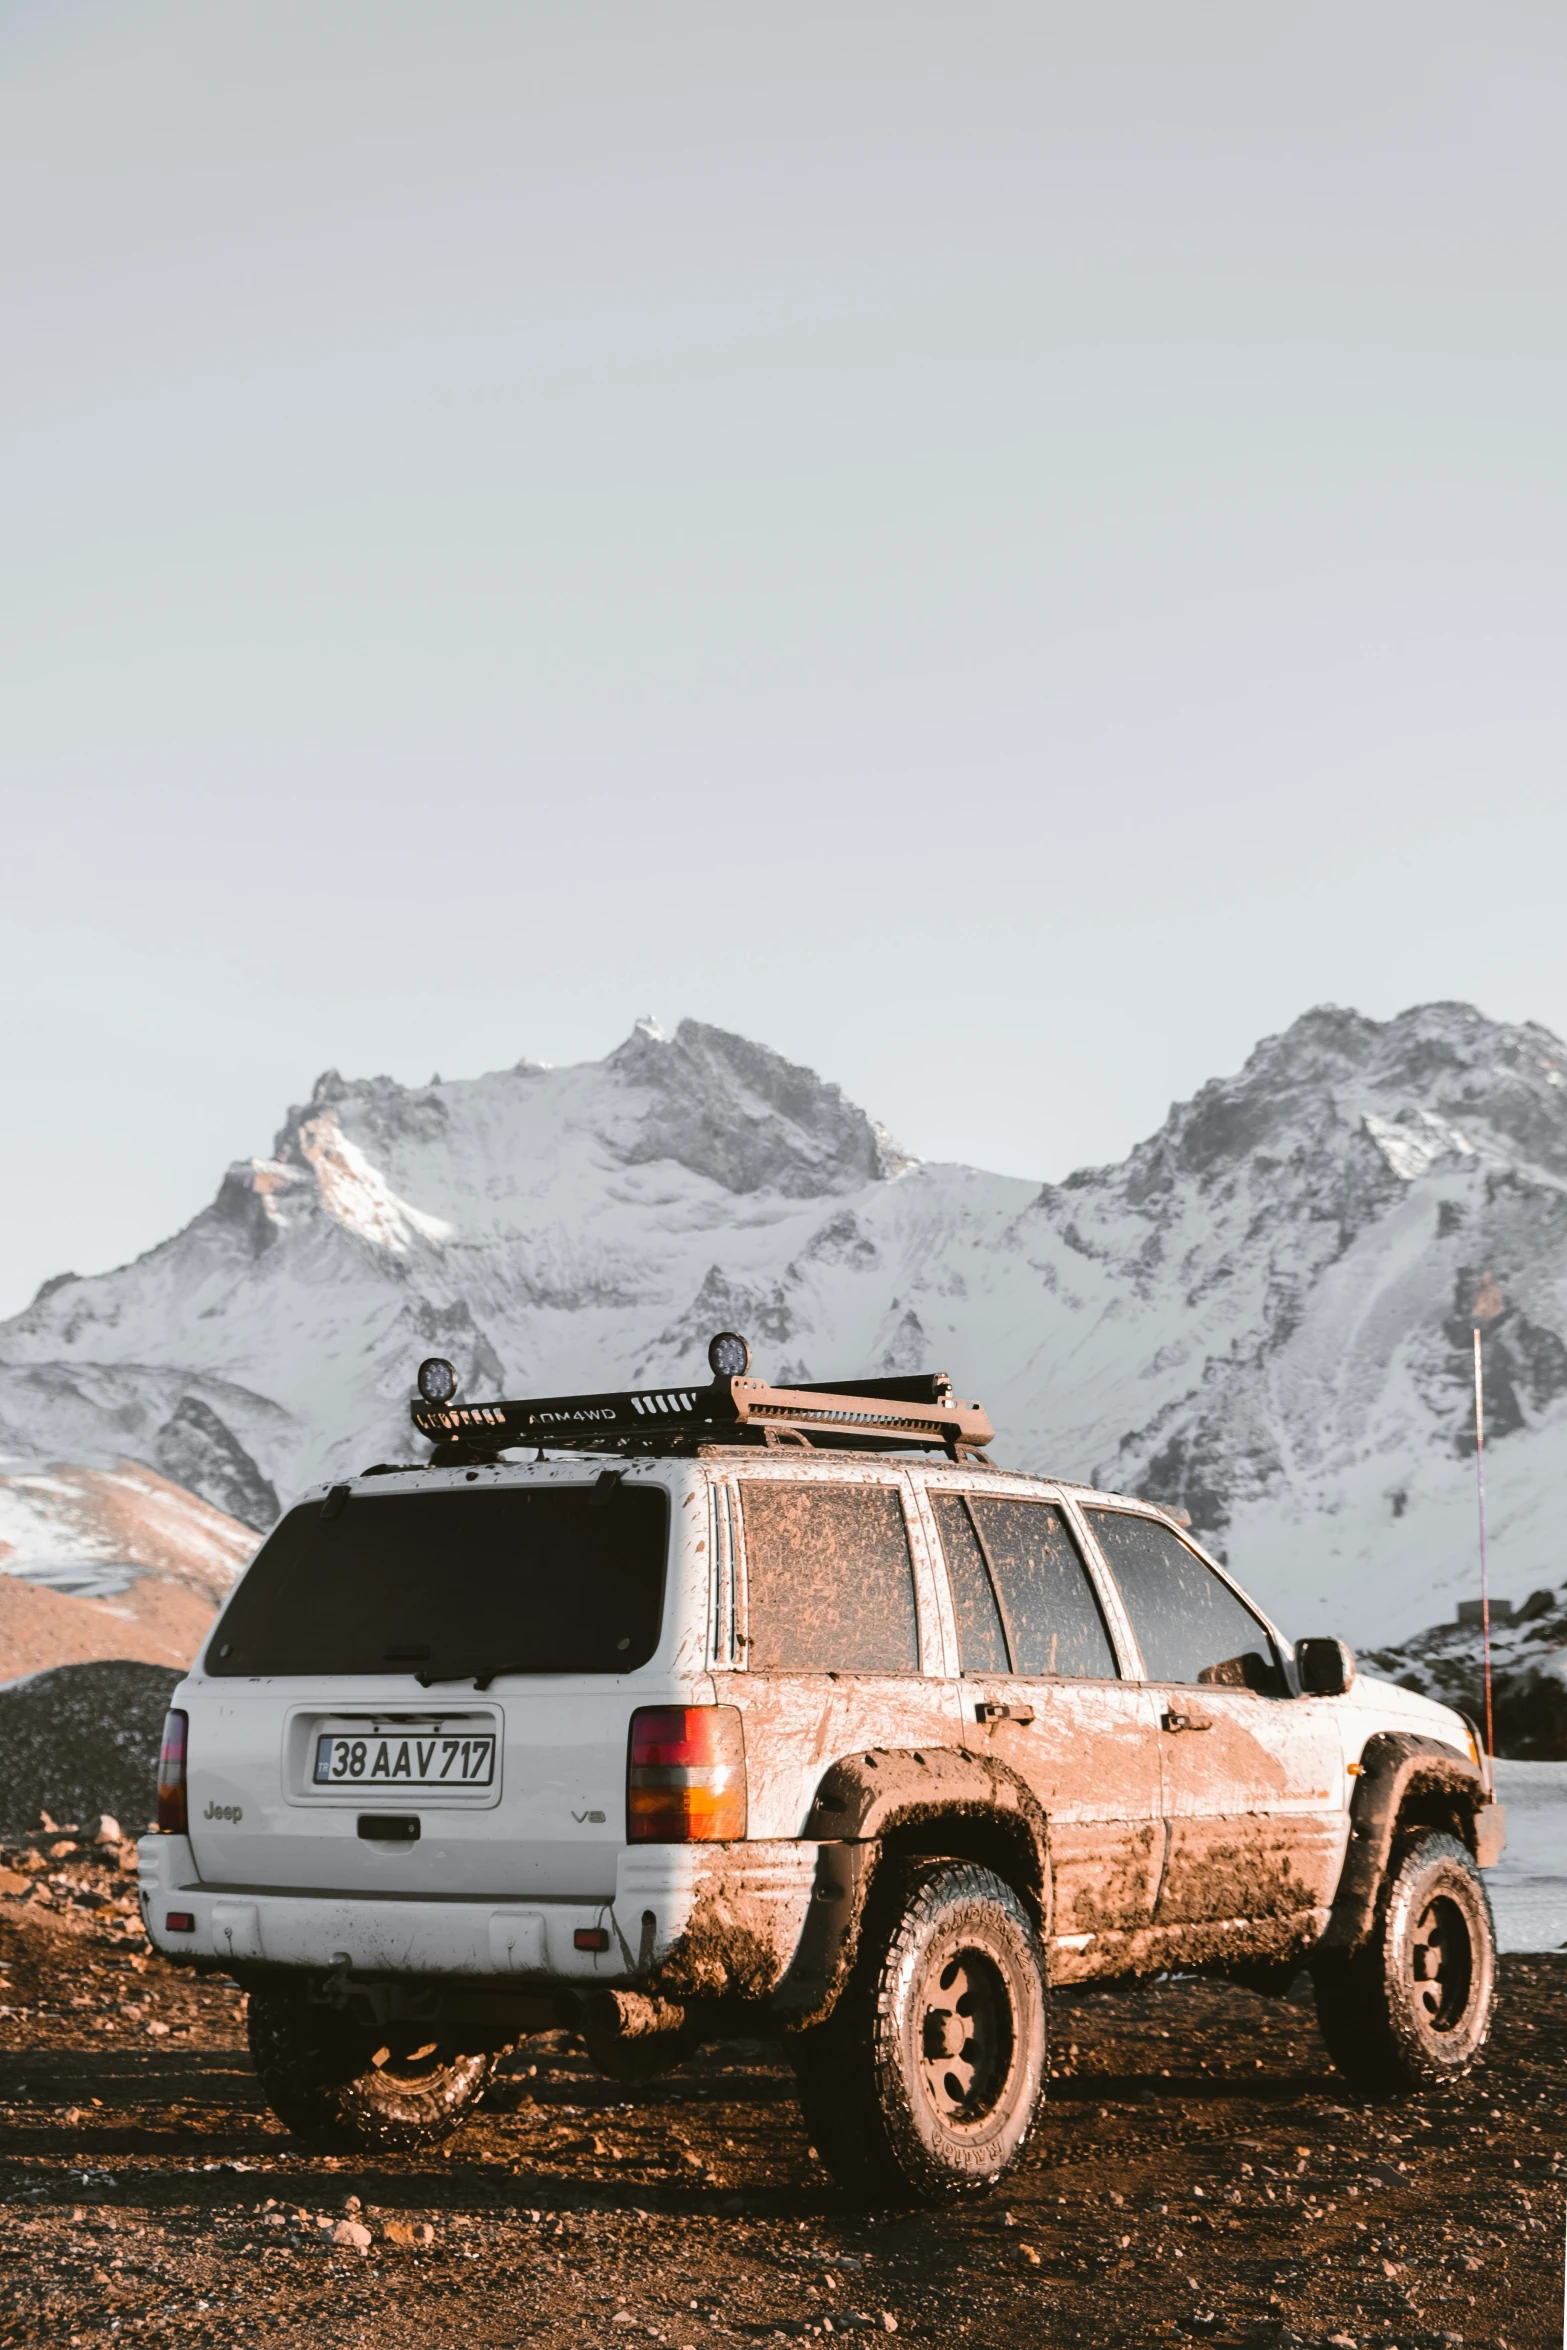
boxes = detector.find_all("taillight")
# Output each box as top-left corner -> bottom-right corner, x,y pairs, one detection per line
627,1706 -> 746,1843
157,1709 -> 189,1834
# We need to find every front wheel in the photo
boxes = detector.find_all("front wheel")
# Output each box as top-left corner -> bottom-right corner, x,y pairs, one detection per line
1312,1830 -> 1497,2095
247,1984 -> 496,2151
792,1862 -> 1046,2204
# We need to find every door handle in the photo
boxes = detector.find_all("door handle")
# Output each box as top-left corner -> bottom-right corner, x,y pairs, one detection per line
1161,1710 -> 1213,1733
975,1702 -> 1035,1725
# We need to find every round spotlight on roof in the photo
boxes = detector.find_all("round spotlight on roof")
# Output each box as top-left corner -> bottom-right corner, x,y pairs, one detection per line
708,1330 -> 751,1379
417,1356 -> 461,1405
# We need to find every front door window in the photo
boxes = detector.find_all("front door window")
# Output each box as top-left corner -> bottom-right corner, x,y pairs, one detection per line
1082,1510 -> 1283,1694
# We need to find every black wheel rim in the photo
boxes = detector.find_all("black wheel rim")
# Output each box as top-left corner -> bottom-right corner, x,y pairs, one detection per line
914,1944 -> 1014,2128
1408,1892 -> 1473,2033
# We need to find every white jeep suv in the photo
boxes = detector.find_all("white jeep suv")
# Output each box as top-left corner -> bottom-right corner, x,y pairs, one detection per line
140,1339 -> 1504,2201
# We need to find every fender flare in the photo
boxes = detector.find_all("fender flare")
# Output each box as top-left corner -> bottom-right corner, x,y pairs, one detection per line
1317,1730 -> 1489,1957
771,1745 -> 1051,2031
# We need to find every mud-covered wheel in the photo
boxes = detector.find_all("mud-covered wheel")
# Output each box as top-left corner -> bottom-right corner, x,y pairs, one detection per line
1312,1830 -> 1497,2096
246,1983 -> 496,2151
791,1862 -> 1046,2204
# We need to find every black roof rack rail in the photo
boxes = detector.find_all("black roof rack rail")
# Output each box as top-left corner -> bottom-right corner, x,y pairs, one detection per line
409,1354 -> 994,1464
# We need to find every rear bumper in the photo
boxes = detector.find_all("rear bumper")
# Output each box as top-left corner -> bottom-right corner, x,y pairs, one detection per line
137,1833 -> 817,1988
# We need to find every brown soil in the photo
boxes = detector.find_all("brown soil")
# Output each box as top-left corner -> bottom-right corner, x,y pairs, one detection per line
0,1856 -> 1560,2350
0,1571 -> 217,1677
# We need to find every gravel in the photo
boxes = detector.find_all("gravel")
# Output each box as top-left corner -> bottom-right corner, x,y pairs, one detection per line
0,1660 -> 179,1839
1,1883 -> 1561,2350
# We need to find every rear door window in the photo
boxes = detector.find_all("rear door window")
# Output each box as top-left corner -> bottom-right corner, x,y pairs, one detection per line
962,1497 -> 1118,1678
1084,1510 -> 1283,1694
740,1481 -> 919,1673
929,1493 -> 1010,1675
206,1482 -> 668,1677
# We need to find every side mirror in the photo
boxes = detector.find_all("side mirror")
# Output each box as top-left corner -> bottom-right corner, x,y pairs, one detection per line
1297,1636 -> 1355,1697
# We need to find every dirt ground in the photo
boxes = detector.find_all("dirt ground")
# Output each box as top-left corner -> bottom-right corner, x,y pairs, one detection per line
0,1835 -> 1562,2350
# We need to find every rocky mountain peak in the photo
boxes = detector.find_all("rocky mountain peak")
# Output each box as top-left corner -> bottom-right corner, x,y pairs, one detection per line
1208,999 -> 1567,1149
1077,1000 -> 1567,1208
606,1017 -> 889,1198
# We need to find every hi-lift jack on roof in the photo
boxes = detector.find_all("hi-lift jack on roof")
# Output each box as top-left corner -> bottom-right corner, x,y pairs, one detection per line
409,1332 -> 994,1466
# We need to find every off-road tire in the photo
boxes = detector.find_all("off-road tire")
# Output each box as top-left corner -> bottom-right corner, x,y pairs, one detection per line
1312,1830 -> 1496,2096
791,1861 -> 1046,2204
246,1984 -> 496,2151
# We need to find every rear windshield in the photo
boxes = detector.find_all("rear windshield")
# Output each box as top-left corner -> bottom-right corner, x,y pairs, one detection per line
205,1482 -> 668,1678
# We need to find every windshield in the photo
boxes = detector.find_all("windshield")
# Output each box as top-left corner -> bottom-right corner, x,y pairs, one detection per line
205,1481 -> 668,1678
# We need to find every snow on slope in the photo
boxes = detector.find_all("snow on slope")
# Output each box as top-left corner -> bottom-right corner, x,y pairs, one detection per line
0,1461 -> 260,1679
0,1461 -> 255,1603
3,1005 -> 1566,1650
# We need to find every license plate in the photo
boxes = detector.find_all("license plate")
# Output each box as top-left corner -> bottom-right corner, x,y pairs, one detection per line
312,1731 -> 496,1789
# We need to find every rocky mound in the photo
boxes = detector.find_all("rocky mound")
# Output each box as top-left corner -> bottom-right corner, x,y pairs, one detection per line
0,1660 -> 182,1841
1363,1579 -> 1567,1758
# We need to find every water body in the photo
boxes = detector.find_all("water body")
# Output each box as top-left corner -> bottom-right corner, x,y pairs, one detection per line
1488,1758 -> 1567,1952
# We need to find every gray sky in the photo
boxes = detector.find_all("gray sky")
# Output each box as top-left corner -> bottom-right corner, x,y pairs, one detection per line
2,1 -> 1564,1318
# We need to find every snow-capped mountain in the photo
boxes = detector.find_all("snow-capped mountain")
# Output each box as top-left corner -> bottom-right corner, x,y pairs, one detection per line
3,1003 -> 1565,1649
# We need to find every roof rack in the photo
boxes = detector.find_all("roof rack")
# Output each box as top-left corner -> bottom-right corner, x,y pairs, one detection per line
408,1336 -> 994,1463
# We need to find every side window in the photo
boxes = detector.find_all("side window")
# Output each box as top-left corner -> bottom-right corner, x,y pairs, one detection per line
930,1494 -> 1009,1675
944,1496 -> 1117,1679
1085,1511 -> 1284,1695
740,1481 -> 919,1673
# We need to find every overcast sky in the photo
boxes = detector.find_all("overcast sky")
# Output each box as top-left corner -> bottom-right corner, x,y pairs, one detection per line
2,1 -> 1564,1317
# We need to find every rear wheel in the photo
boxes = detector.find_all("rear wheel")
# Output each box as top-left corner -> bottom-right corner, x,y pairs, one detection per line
792,1862 -> 1046,2204
247,1984 -> 496,2151
1312,1830 -> 1496,2095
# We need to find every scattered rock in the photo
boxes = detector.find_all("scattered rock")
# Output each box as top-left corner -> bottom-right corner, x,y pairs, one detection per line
330,2220 -> 372,2252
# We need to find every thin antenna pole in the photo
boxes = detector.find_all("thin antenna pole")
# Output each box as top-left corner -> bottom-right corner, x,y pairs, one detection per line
1473,1325 -> 1495,1760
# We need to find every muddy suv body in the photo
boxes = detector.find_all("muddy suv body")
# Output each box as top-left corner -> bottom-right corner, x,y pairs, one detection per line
141,1353 -> 1505,2197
